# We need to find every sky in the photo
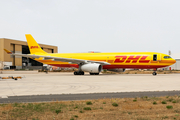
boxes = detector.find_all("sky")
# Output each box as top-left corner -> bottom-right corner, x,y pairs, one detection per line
0,0 -> 180,54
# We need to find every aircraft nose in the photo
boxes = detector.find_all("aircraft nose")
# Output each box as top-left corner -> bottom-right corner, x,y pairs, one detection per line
172,59 -> 176,64
171,59 -> 176,65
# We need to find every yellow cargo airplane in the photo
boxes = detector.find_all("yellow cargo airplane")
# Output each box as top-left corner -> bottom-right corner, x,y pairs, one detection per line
4,34 -> 176,76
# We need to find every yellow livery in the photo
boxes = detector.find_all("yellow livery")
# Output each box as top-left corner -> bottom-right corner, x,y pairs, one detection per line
4,34 -> 176,75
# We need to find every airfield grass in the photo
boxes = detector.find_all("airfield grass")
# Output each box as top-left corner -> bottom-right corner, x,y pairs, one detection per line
1,96 -> 180,120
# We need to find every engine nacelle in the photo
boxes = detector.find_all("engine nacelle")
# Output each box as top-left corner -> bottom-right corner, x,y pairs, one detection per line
107,68 -> 126,72
81,63 -> 102,73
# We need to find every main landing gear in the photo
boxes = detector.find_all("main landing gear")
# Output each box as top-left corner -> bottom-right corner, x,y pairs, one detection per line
74,71 -> 84,75
152,69 -> 157,76
90,73 -> 99,75
74,71 -> 100,75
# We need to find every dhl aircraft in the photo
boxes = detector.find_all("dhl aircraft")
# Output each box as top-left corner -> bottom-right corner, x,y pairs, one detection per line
4,34 -> 176,76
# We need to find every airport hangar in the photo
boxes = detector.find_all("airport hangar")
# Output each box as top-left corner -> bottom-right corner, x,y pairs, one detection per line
170,53 -> 180,70
0,38 -> 58,69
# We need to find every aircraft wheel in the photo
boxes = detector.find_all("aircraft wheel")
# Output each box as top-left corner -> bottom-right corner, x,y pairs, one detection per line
74,71 -> 84,75
152,72 -> 157,76
74,72 -> 78,75
90,73 -> 94,75
90,73 -> 99,75
81,71 -> 84,75
79,71 -> 84,75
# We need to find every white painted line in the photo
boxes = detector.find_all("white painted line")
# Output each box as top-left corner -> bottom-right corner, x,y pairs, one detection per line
1,96 -> 8,98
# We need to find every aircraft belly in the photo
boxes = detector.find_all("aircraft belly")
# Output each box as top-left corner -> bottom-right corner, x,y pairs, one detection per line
103,65 -> 167,69
36,59 -> 171,69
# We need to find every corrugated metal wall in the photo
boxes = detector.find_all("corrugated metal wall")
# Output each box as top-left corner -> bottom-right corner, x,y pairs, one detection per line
170,59 -> 180,70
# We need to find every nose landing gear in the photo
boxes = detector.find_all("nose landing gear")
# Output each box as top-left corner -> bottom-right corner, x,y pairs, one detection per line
152,69 -> 157,76
152,72 -> 157,76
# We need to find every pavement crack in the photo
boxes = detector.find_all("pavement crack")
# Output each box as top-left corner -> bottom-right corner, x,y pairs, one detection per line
6,80 -> 15,96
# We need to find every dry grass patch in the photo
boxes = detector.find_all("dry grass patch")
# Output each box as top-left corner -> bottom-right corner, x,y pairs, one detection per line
1,96 -> 180,120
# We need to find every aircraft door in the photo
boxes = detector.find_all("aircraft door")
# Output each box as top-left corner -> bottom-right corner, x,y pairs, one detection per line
153,54 -> 161,61
153,54 -> 157,61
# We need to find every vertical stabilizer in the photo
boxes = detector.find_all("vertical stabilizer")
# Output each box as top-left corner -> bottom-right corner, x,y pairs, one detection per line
25,34 -> 47,54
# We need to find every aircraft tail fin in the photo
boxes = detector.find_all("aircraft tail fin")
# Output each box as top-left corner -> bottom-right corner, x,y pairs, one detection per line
25,34 -> 47,54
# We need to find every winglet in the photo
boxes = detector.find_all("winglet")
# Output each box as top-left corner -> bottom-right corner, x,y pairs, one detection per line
4,49 -> 12,54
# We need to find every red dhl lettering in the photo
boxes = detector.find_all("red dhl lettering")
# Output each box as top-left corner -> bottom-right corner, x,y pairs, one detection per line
114,55 -> 150,63
114,56 -> 127,63
30,46 -> 39,49
125,55 -> 141,63
139,56 -> 150,63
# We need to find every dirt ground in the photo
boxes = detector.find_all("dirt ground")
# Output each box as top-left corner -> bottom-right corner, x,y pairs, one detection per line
0,96 -> 180,120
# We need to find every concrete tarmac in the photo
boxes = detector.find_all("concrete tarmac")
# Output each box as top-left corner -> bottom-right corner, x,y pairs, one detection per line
1,91 -> 180,103
0,73 -> 180,98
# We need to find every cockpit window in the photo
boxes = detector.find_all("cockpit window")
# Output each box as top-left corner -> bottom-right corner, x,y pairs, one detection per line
164,56 -> 171,59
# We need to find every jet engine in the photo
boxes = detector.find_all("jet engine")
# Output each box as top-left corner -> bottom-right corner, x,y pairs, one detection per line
81,63 -> 102,73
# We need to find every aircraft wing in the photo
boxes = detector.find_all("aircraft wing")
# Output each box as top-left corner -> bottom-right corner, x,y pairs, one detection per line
4,49 -> 110,65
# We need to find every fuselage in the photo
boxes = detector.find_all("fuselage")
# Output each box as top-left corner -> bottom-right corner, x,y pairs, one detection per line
4,34 -> 176,76
34,52 -> 176,69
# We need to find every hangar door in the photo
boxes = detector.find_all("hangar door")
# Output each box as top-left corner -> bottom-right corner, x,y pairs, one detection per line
176,60 -> 180,70
171,59 -> 180,70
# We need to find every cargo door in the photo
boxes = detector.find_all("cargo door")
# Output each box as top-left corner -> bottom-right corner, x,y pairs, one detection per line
153,54 -> 157,61
153,54 -> 161,61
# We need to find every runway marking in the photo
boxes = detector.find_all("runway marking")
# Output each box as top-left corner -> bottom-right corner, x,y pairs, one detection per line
1,91 -> 180,103
0,96 -> 8,99
6,80 -> 15,96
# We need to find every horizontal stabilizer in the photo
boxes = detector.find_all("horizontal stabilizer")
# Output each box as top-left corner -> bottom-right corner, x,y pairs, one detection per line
4,49 -> 12,54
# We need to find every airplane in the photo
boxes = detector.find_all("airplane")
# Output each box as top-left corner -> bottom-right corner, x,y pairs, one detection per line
4,34 -> 176,76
